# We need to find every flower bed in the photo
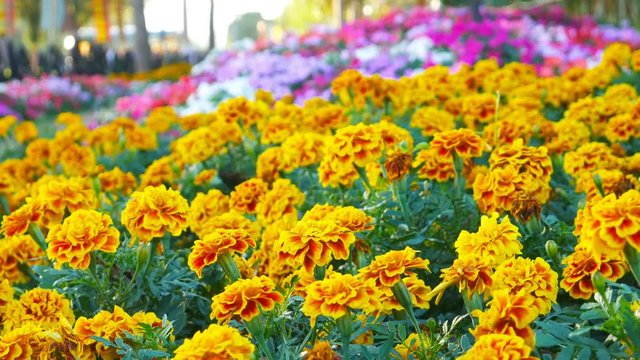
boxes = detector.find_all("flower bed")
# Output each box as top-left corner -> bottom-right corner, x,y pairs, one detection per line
1,41 -> 640,359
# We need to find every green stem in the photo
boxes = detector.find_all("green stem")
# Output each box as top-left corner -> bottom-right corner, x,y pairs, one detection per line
392,178 -> 413,226
623,243 -> 640,287
0,193 -> 10,215
246,316 -> 275,360
392,281 -> 429,358
218,252 -> 241,282
336,313 -> 353,360
462,290 -> 483,327
354,165 -> 374,194
28,223 -> 47,251
452,153 -> 465,197
89,253 -> 106,300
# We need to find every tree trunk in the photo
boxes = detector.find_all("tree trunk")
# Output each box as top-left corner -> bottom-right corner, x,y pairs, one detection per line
470,0 -> 482,22
183,0 -> 189,43
209,0 -> 215,50
133,0 -> 152,72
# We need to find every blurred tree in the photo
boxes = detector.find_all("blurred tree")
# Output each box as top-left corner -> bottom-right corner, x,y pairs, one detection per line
209,0 -> 215,50
132,0 -> 151,71
16,0 -> 41,44
228,12 -> 262,43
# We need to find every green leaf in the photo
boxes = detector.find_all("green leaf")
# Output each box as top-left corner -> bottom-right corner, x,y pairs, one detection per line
138,349 -> 171,359
620,299 -> 640,350
556,345 -> 575,360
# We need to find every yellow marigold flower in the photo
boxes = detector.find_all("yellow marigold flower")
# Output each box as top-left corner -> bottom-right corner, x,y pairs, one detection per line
0,199 -> 43,237
257,147 -> 287,182
431,254 -> 493,304
173,323 -> 254,360
120,185 -> 189,243
304,341 -> 338,360
603,42 -> 632,67
74,306 -> 164,360
492,257 -> 558,315
276,218 -> 356,272
563,142 -> 622,179
229,178 -> 269,214
210,275 -> 283,323
59,143 -> 97,177
3,288 -> 75,332
358,247 -> 430,287
30,176 -> 97,225
98,167 -> 137,195
24,138 -> 51,164
261,116 -> 298,145
256,179 -> 305,226
140,156 -> 181,188
317,154 -> 360,188
193,169 -> 217,185
392,333 -> 427,360
302,203 -> 338,221
489,139 -> 552,181
0,235 -> 46,284
575,190 -> 640,256
410,107 -> 455,137
384,150 -> 413,182
301,101 -> 348,132
55,112 -> 82,126
332,123 -> 384,167
281,132 -> 328,170
374,121 -> 414,151
178,113 -> 210,130
13,122 -> 38,144
302,204 -> 373,232
188,189 -> 230,236
454,212 -> 522,266
545,118 -> 591,154
560,245 -> 627,300
146,106 -> 178,133
302,273 -> 373,326
0,279 -> 14,322
0,115 -> 17,137
413,148 -> 456,182
575,169 -> 638,201
217,97 -> 265,128
171,126 -> 226,165
124,125 -> 158,151
188,229 -> 256,278
482,116 -> 533,148
197,211 -> 261,240
457,333 -> 538,360
430,129 -> 486,159
471,289 -> 541,347
605,113 -> 640,143
0,323 -> 42,359
45,209 -> 120,269
460,93 -> 497,129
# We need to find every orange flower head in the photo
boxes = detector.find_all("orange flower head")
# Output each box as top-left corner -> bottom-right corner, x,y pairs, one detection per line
46,209 -> 120,270
457,334 -> 538,360
276,218 -> 356,272
0,234 -> 46,284
385,151 -> 413,182
454,212 -> 522,266
256,178 -> 305,226
188,229 -> 256,278
187,189 -> 230,236
120,185 -> 189,243
358,247 -> 430,287
2,288 -> 75,332
304,341 -> 339,360
413,148 -> 456,182
229,178 -> 269,214
560,245 -> 626,300
301,273 -> 372,326
173,324 -> 254,360
210,276 -> 283,323
429,128 -> 486,158
433,254 -> 493,304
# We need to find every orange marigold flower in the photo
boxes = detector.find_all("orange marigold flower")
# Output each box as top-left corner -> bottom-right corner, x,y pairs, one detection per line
492,257 -> 558,315
193,169 -> 217,185
229,178 -> 269,214
392,333 -> 427,360
0,235 -> 46,284
31,176 -> 97,225
304,341 -> 339,360
98,167 -> 137,195
0,199 -> 43,237
210,276 -> 283,323
197,211 -> 261,240
471,289 -> 542,347
281,132 -> 328,170
317,154 -> 360,188
385,151 -> 413,182
563,142 -> 622,179
187,189 -> 230,235
303,204 -> 373,232
13,122 -> 38,144
429,129 -> 486,158
146,106 -> 178,133
431,254 -> 493,304
173,323 -> 254,360
413,148 -> 456,182
560,246 -> 626,300
276,219 -> 356,272
257,147 -> 287,182
454,212 -> 522,266
140,156 -> 181,188
410,107 -> 455,137
302,273 -> 374,326
331,123 -> 384,168
120,185 -> 189,243
256,179 -> 305,226
0,323 -> 43,359
0,115 -> 17,136
45,209 -> 120,270
0,279 -> 13,322
74,306 -> 164,360
358,247 -> 430,287
457,334 -> 538,360
2,288 -> 75,332
188,229 -> 256,278
59,144 -> 97,177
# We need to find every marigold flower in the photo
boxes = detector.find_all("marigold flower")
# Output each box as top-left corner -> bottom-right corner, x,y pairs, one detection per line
281,132 -> 328,170
0,235 -> 46,284
563,142 -> 622,179
302,273 -> 374,326
173,323 -> 254,360
410,107 -> 455,137
74,306 -> 164,359
59,144 -> 97,177
0,199 -> 43,237
229,178 -> 269,214
2,288 -> 75,332
140,156 -> 181,188
45,209 -> 120,269
385,151 -> 413,182
471,289 -> 541,347
429,129 -> 486,158
413,148 -> 456,182
457,334 -> 537,360
188,229 -> 256,278
317,154 -> 360,188
14,122 -> 38,144
193,169 -> 217,185
256,179 -> 305,226
454,212 -> 522,266
392,333 -> 427,360
98,167 -> 137,195
30,176 -> 97,226
276,218 -> 356,272
304,341 -> 339,360
359,247 -> 430,287
210,276 -> 283,323
560,246 -> 626,299
171,125 -> 228,164
197,211 -> 261,240
331,123 -> 384,168
187,189 -> 230,235
146,106 -> 178,133
120,185 -> 189,243
431,254 -> 493,304
492,257 -> 558,314
0,323 -> 42,359
257,147 -> 287,182
0,279 -> 14,322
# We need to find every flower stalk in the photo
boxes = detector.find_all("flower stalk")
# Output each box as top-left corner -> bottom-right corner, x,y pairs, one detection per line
336,313 -> 353,360
218,252 -> 241,282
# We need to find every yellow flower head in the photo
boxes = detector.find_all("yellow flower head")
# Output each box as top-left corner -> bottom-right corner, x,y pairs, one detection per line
560,245 -> 626,300
276,218 -> 356,272
0,235 -> 46,284
193,169 -> 217,185
173,323 -> 254,360
98,167 -> 137,195
197,211 -> 261,240
410,107 -> 455,137
492,257 -> 558,315
358,247 -> 430,287
457,334 -> 537,360
120,185 -> 189,243
46,209 -> 120,269
429,128 -> 486,159
210,276 -> 283,323
434,254 -> 494,304
331,123 -> 384,168
392,333 -> 426,360
256,179 -> 305,226
304,341 -> 338,360
454,212 -> 522,266
229,178 -> 269,214
413,148 -> 456,182
0,115 -> 17,137
188,229 -> 256,278
14,122 -> 38,144
146,106 -> 178,133
3,288 -> 75,332
188,189 -> 230,235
